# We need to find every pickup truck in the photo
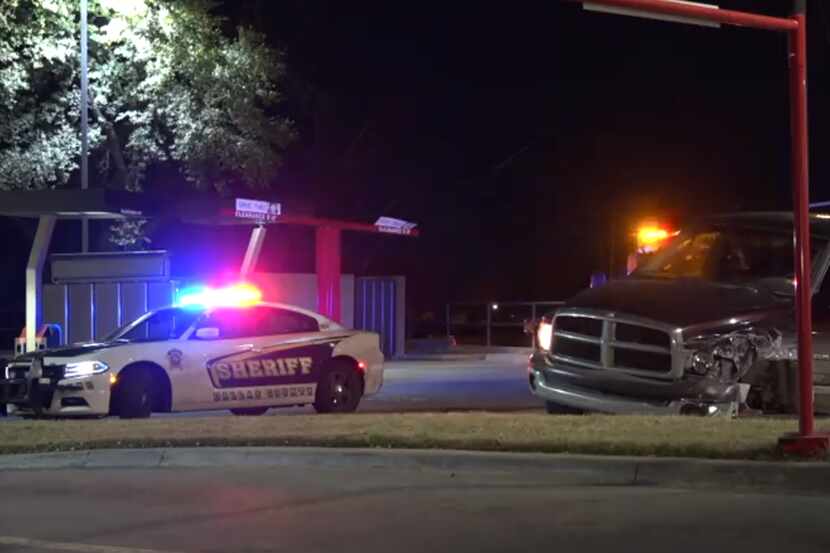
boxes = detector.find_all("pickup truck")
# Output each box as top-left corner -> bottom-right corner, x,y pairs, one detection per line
529,212 -> 830,416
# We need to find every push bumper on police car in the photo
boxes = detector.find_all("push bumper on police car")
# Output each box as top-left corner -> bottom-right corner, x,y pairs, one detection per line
1,358 -> 112,417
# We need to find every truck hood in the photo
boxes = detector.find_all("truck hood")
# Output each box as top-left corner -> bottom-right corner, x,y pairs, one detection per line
566,278 -> 790,329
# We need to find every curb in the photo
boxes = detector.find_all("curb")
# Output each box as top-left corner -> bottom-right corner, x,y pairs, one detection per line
1,447 -> 828,494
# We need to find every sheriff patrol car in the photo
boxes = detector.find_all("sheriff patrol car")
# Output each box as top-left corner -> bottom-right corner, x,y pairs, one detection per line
0,284 -> 384,418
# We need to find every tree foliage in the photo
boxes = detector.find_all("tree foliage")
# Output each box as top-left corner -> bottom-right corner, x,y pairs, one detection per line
0,0 -> 295,193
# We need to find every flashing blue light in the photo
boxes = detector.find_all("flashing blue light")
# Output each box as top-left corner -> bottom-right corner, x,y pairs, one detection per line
174,283 -> 262,308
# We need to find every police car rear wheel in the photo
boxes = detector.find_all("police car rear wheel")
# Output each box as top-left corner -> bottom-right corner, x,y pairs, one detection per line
230,407 -> 269,416
118,371 -> 153,419
314,364 -> 362,413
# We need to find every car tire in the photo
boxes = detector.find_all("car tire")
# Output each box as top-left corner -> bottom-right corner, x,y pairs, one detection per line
313,361 -> 363,413
230,407 -> 269,416
544,400 -> 583,415
118,371 -> 153,419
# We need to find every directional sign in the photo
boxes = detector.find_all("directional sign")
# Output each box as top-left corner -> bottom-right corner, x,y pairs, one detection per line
374,216 -> 418,235
583,0 -> 720,28
235,198 -> 281,222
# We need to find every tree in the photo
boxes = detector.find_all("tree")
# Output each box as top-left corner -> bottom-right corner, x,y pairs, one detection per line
0,0 -> 295,245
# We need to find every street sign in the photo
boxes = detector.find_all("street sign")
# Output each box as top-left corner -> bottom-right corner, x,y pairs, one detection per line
583,0 -> 720,28
235,198 -> 281,223
374,216 -> 418,235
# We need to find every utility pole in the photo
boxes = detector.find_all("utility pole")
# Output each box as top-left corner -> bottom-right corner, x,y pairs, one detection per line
80,0 -> 89,252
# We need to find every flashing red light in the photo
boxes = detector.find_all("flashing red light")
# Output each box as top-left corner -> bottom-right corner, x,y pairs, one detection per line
176,283 -> 263,308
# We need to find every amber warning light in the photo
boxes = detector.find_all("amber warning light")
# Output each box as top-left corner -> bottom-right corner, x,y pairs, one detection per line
635,224 -> 677,253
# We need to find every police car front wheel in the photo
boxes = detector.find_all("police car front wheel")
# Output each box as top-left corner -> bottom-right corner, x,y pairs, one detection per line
313,363 -> 363,413
117,371 -> 153,419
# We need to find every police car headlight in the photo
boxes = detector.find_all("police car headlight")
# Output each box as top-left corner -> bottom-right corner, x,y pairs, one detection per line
64,361 -> 109,379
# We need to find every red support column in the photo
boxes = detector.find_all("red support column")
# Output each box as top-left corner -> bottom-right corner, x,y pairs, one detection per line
316,225 -> 342,322
779,0 -> 830,456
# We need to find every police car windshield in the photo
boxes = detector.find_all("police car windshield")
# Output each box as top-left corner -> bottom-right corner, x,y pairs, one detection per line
105,308 -> 202,343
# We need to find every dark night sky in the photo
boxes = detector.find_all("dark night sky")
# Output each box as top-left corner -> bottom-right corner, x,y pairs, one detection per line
221,0 -> 829,311
3,0 -> 830,328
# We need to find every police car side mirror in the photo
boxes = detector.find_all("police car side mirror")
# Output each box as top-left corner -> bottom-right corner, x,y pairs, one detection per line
195,327 -> 220,340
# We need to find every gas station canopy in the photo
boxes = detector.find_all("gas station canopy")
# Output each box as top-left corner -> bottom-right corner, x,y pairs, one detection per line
0,189 -> 417,352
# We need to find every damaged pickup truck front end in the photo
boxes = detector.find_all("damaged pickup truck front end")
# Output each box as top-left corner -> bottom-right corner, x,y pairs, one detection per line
529,213 -> 830,416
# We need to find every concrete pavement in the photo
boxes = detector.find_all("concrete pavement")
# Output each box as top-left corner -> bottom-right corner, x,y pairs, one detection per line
1,449 -> 830,553
3,447 -> 830,494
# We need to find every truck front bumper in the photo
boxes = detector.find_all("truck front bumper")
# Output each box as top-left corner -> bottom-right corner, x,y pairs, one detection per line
528,353 -> 737,415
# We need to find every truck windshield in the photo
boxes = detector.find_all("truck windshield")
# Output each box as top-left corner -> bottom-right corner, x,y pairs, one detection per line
634,225 -> 824,283
105,308 -> 202,343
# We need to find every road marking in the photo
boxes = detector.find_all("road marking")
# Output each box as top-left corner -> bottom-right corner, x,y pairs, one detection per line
0,536 -> 185,553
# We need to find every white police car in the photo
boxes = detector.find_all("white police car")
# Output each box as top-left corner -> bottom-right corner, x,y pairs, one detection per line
0,284 -> 384,418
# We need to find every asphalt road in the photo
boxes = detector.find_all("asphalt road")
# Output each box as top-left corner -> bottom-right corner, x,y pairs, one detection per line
0,355 -> 539,420
2,463 -> 829,553
359,356 -> 539,412
166,355 -> 540,416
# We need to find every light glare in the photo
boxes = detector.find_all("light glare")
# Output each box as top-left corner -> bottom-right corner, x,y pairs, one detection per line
176,283 -> 263,308
537,322 -> 553,351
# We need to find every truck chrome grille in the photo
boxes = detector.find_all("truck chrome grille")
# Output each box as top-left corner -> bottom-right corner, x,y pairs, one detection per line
552,312 -> 678,376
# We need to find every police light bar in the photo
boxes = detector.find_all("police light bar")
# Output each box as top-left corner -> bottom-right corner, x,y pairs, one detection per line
374,217 -> 418,235
583,0 -> 721,28
176,283 -> 263,308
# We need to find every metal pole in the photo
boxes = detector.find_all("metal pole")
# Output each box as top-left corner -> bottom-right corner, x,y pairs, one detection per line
789,0 -> 814,437
573,0 -> 797,31
26,217 -> 56,352
80,0 -> 89,252
240,225 -> 267,277
485,303 -> 492,347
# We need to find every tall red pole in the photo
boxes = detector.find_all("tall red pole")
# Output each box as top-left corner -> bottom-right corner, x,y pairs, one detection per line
790,0 -> 813,437
778,0 -> 830,455
564,0 -> 828,455
315,225 -> 342,322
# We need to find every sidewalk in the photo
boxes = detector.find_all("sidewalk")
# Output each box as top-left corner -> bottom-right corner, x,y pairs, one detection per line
2,446 -> 829,494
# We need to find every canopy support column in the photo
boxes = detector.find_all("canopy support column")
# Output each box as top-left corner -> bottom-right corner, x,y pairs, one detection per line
26,216 -> 55,352
316,226 -> 342,322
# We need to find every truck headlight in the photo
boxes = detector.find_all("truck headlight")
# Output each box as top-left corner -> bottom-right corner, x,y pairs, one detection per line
537,321 -> 553,352
63,361 -> 109,379
687,351 -> 717,376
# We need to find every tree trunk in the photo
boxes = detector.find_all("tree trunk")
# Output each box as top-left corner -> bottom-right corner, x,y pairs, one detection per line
88,92 -> 130,190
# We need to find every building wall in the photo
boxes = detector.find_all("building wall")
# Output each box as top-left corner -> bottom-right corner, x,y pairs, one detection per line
248,272 -> 355,327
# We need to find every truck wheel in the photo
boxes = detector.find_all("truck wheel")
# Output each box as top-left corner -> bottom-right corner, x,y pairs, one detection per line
118,371 -> 153,419
544,400 -> 583,415
230,407 -> 269,416
313,362 -> 363,413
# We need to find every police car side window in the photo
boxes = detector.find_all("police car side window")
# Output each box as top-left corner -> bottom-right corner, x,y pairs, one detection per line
194,307 -> 318,339
260,308 -> 319,335
196,308 -> 254,340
